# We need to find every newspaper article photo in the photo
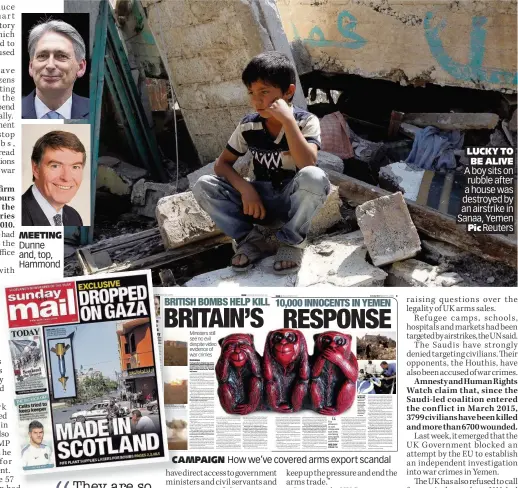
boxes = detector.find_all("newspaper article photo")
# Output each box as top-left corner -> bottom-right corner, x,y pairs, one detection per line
0,0 -> 516,487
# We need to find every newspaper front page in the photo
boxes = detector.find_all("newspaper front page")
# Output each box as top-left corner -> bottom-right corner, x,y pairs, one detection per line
0,0 -> 516,488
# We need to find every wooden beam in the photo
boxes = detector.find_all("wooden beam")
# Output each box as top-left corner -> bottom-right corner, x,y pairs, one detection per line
403,113 -> 499,130
78,234 -> 232,275
325,170 -> 516,268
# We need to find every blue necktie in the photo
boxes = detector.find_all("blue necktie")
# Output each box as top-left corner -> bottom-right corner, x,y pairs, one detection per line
45,111 -> 63,119
53,214 -> 63,226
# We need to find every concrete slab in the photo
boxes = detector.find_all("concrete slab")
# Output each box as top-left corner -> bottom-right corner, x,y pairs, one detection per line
356,192 -> 421,266
296,234 -> 387,287
378,162 -> 425,201
156,191 -> 222,249
185,231 -> 386,288
185,256 -> 297,287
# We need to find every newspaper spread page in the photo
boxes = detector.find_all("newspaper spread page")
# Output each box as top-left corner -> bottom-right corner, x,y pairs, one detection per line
0,0 -> 516,488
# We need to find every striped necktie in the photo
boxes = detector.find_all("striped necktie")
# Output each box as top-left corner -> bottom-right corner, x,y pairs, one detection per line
53,214 -> 63,226
45,111 -> 63,119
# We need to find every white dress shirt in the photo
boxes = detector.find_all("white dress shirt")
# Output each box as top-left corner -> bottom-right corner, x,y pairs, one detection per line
35,95 -> 72,119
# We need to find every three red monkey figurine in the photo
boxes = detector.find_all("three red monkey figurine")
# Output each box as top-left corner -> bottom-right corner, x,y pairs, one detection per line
216,330 -> 358,415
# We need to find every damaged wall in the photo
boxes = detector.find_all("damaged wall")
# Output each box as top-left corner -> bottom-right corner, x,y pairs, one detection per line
141,0 -> 305,164
277,0 -> 517,92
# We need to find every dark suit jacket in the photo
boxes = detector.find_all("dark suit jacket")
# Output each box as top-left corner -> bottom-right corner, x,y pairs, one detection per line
22,187 -> 83,227
21,90 -> 89,120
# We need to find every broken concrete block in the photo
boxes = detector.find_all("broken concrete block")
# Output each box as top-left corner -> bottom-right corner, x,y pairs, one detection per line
421,239 -> 465,264
403,113 -> 499,131
185,256 -> 297,287
378,162 -> 425,201
187,152 -> 253,189
296,234 -> 387,287
316,151 -> 344,174
356,192 -> 421,266
308,184 -> 342,237
387,259 -> 463,287
132,180 -> 181,219
386,259 -> 438,287
156,191 -> 222,249
96,156 -> 148,195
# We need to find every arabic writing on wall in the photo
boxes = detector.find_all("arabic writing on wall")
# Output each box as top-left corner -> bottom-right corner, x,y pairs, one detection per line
291,10 -> 517,86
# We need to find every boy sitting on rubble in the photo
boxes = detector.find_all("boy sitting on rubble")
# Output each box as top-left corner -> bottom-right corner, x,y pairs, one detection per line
193,51 -> 329,274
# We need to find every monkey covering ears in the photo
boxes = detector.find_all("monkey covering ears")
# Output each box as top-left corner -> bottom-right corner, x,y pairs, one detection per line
310,332 -> 358,415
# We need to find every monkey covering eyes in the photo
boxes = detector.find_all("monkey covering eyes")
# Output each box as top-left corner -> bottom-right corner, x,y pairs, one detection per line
264,329 -> 309,413
310,332 -> 358,416
216,334 -> 262,415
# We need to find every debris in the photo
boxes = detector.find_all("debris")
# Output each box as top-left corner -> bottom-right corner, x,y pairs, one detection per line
307,184 -> 343,237
378,162 -> 425,201
316,151 -> 344,174
96,156 -> 148,195
159,269 -> 177,286
403,113 -> 499,130
76,226 -> 231,275
185,255 -> 297,287
296,234 -> 387,287
435,272 -> 464,287
156,191 -> 223,249
387,259 -> 464,287
510,109 -> 517,132
488,128 -> 511,147
386,259 -> 438,287
486,276 -> 495,284
345,123 -> 385,163
132,179 -> 179,218
326,169 -> 516,268
184,231 -> 386,288
356,192 -> 421,267
421,239 -> 465,264
501,121 -> 515,146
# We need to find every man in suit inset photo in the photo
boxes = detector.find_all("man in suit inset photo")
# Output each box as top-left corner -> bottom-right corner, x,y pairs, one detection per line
22,131 -> 86,226
22,19 -> 89,120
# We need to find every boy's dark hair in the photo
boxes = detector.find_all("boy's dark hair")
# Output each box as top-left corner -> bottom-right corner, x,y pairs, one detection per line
242,51 -> 296,98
